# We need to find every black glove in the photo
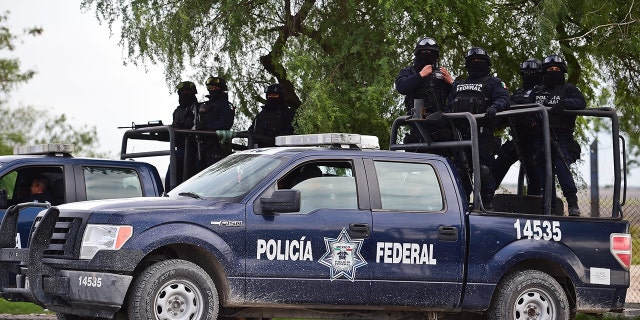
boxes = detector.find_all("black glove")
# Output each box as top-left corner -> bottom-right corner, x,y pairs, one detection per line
550,101 -> 565,114
485,106 -> 497,119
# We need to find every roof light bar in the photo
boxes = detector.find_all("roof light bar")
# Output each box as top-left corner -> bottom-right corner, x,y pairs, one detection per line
13,143 -> 74,155
275,133 -> 380,149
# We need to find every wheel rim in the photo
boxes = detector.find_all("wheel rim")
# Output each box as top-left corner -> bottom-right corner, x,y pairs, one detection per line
154,278 -> 204,320
513,288 -> 556,320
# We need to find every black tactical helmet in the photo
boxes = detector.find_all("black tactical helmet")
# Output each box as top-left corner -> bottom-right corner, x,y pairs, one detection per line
265,83 -> 286,96
542,54 -> 567,73
414,37 -> 440,56
176,81 -> 197,94
465,47 -> 491,66
205,76 -> 228,91
520,58 -> 543,75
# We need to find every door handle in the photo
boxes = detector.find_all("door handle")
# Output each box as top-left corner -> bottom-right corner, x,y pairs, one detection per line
349,223 -> 370,238
438,226 -> 458,242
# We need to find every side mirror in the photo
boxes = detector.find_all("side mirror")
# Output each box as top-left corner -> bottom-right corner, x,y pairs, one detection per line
0,189 -> 7,209
260,189 -> 300,214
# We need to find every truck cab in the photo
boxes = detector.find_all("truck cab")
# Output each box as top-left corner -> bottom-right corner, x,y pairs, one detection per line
0,143 -> 163,248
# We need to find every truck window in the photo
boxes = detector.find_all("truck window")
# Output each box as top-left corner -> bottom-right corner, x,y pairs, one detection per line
83,166 -> 143,200
0,167 -> 64,207
374,161 -> 444,212
281,161 -> 357,214
0,171 -> 18,204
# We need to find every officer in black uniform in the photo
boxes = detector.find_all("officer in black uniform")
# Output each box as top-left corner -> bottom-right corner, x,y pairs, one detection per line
196,76 -> 235,170
446,47 -> 510,210
166,81 -> 199,190
531,54 -> 586,216
492,58 -> 544,194
395,37 -> 454,147
248,83 -> 295,148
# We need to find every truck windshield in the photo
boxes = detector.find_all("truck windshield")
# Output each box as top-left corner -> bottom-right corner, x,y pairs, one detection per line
169,153 -> 284,200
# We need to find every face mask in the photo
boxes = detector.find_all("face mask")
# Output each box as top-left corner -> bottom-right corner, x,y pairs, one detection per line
178,94 -> 197,107
466,61 -> 490,76
414,52 -> 437,70
543,71 -> 565,86
208,90 -> 225,100
522,73 -> 543,89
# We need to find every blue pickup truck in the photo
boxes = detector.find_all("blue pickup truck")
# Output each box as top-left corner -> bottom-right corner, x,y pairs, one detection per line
0,107 -> 631,320
0,144 -> 164,249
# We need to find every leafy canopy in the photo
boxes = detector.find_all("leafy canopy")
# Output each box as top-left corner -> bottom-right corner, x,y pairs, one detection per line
83,0 -> 640,160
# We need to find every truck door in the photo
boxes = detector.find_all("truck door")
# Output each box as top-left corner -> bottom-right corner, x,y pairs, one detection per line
365,158 -> 465,308
246,158 -> 373,305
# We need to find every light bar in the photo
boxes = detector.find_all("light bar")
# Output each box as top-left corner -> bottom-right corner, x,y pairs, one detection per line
275,133 -> 380,149
13,143 -> 74,155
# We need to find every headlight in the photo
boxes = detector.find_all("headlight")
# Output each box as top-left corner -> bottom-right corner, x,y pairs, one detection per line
80,224 -> 133,260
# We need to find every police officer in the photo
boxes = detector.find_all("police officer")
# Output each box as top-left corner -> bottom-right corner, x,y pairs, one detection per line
446,47 -> 510,210
248,83 -> 295,148
492,58 -> 544,194
196,76 -> 235,170
395,37 -> 454,145
166,81 -> 199,190
532,54 -> 586,216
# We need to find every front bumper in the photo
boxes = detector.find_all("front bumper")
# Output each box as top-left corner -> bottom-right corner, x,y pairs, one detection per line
0,205 -> 133,318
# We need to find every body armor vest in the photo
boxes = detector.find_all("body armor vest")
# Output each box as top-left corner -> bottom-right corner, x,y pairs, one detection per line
450,76 -> 491,114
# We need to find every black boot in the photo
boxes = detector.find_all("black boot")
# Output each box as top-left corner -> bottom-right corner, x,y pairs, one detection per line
566,194 -> 581,217
482,194 -> 494,211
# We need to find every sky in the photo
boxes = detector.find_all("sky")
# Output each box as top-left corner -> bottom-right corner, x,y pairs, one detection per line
4,1 -> 639,188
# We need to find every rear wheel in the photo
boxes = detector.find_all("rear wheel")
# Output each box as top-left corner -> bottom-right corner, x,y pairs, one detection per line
488,270 -> 569,320
127,259 -> 218,320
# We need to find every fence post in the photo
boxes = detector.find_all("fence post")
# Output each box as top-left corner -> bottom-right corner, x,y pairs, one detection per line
590,138 -> 599,217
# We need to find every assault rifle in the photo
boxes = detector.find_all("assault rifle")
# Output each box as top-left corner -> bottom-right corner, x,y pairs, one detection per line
118,120 -> 164,130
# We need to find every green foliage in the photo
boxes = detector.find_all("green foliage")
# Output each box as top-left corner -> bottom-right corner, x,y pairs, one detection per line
0,11 -> 42,101
0,298 -> 50,315
82,0 -> 640,163
0,105 -> 104,157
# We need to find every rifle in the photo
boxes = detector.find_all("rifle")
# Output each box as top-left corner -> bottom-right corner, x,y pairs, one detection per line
118,120 -> 164,129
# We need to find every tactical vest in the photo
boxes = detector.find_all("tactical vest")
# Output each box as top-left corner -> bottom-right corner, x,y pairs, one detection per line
404,70 -> 449,114
253,110 -> 284,138
510,88 -> 534,105
450,76 -> 491,114
533,83 -> 576,132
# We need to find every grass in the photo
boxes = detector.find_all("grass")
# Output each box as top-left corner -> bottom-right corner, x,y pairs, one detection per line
0,299 -> 637,320
0,298 -> 51,315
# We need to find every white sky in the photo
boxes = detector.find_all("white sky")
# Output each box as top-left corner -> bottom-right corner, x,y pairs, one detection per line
4,1 -> 639,187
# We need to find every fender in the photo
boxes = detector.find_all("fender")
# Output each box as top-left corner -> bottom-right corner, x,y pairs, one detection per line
125,222 -> 241,273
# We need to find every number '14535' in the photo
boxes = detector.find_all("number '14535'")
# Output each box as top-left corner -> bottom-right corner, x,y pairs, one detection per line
513,219 -> 562,241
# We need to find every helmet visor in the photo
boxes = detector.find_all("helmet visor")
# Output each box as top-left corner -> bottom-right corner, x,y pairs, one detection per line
466,47 -> 488,58
543,55 -> 565,64
418,37 -> 437,46
521,60 -> 541,69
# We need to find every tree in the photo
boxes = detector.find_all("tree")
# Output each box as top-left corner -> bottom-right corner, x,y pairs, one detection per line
0,11 -> 104,157
82,0 -> 640,160
0,11 -> 41,100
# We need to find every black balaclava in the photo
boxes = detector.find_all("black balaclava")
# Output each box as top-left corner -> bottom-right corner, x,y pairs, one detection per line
208,89 -> 226,101
265,93 -> 285,110
178,94 -> 197,108
543,70 -> 566,87
413,50 -> 438,71
522,71 -> 543,90
466,59 -> 491,78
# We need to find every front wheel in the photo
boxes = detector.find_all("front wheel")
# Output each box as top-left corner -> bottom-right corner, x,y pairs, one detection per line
488,270 -> 570,320
127,259 -> 219,320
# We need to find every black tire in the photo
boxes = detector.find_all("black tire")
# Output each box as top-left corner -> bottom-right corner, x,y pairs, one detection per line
127,259 -> 219,320
488,270 -> 569,320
